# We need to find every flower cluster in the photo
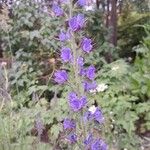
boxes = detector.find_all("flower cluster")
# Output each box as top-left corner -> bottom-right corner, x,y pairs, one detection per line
54,70 -> 68,84
52,4 -> 63,17
63,118 -> 76,130
61,47 -> 72,62
59,30 -> 70,42
84,105 -> 104,123
53,0 -> 107,149
84,133 -> 107,150
69,14 -> 85,31
68,92 -> 87,111
81,37 -> 93,53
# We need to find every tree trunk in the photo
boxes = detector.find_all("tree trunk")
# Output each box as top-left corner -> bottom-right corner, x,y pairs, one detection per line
96,0 -> 100,9
106,0 -> 110,28
110,0 -> 117,46
0,47 -> 3,58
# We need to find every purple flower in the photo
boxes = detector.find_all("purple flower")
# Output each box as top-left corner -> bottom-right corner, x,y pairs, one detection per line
77,57 -> 85,75
84,133 -> 93,145
59,31 -> 70,41
79,68 -> 86,76
68,14 -> 85,31
54,70 -> 68,84
83,111 -> 89,122
69,96 -> 87,111
94,108 -> 104,123
86,65 -> 96,80
77,57 -> 84,67
100,140 -> 108,150
80,96 -> 87,106
77,0 -> 93,6
63,119 -> 76,130
81,37 -> 93,53
79,65 -> 96,79
83,81 -> 97,91
35,116 -> 44,137
60,0 -> 69,3
91,139 -> 108,150
52,4 -> 63,17
67,133 -> 77,143
61,47 -> 72,62
68,92 -> 87,112
84,106 -> 104,124
68,92 -> 77,100
77,0 -> 86,6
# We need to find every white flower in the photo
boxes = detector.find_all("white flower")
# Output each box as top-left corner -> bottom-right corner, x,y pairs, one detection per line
109,111 -> 113,115
89,89 -> 96,94
89,83 -> 108,94
84,6 -> 94,11
128,57 -> 132,62
141,146 -> 144,150
88,105 -> 97,114
96,83 -> 108,92
1,62 -> 7,66
111,65 -> 119,71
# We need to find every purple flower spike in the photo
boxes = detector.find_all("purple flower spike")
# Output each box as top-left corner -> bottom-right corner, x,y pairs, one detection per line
86,65 -> 96,80
67,133 -> 77,143
81,37 -> 93,53
68,92 -> 87,112
54,70 -> 68,84
59,31 -> 70,41
61,47 -> 72,62
63,119 -> 76,130
69,14 -> 85,31
52,4 -> 63,17
91,139 -> 108,150
77,0 -> 86,6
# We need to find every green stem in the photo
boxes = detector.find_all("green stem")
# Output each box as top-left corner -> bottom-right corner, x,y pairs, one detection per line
68,0 -> 86,146
69,1 -> 83,96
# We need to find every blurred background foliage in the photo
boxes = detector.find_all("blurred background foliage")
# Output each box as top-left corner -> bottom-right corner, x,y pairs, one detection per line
0,0 -> 150,150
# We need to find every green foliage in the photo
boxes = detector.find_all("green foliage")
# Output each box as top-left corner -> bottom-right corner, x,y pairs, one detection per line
86,10 -> 118,64
9,0 -> 61,55
93,24 -> 150,149
0,91 -> 69,149
95,59 -> 139,149
130,0 -> 150,13
118,13 -> 150,57
130,24 -> 150,132
86,10 -> 107,47
1,0 -> 64,101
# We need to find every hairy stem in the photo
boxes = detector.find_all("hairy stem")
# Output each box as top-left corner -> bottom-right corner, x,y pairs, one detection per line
68,0 -> 86,146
